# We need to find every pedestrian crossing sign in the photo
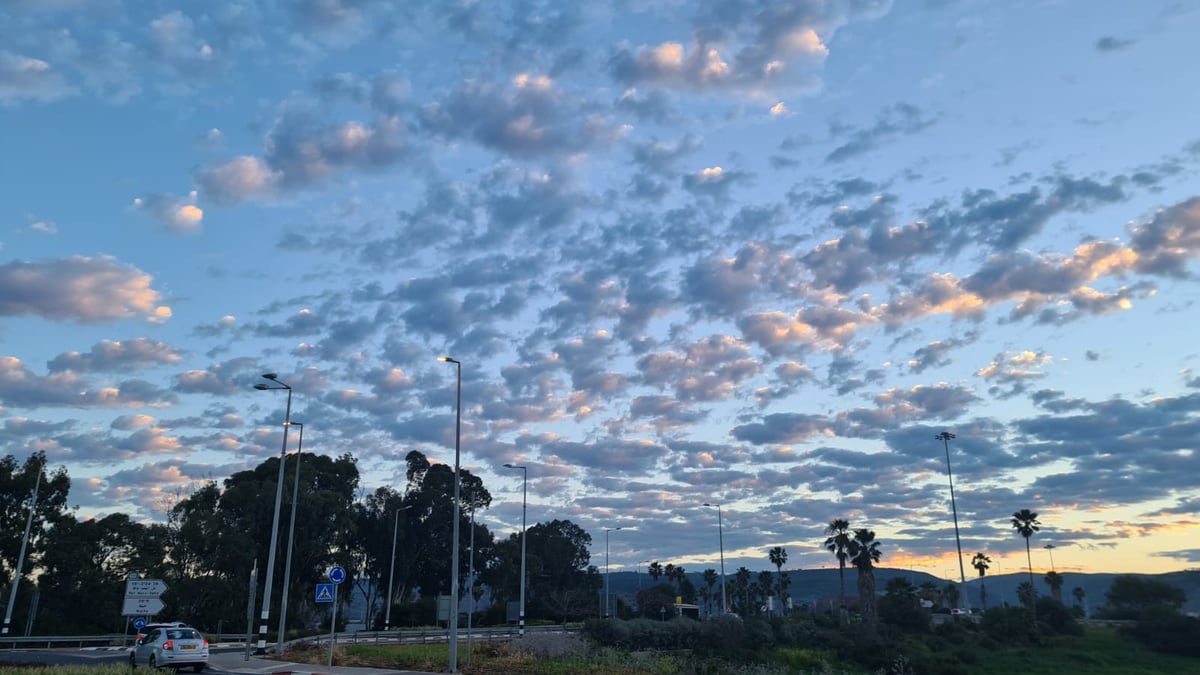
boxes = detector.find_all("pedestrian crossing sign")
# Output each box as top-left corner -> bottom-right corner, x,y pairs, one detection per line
316,583 -> 334,603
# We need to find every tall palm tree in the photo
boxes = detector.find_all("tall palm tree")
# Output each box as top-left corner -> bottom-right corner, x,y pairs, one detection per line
648,561 -> 663,585
756,570 -> 774,615
768,546 -> 788,616
1044,570 -> 1064,603
702,568 -> 718,616
1010,509 -> 1041,589
971,552 -> 991,609
1072,586 -> 1086,616
848,528 -> 882,634
735,566 -> 752,615
823,518 -> 852,610
669,565 -> 686,594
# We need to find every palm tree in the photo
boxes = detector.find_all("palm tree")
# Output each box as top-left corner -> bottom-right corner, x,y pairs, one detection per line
1044,570 -> 1064,603
756,570 -> 774,615
735,566 -> 752,615
971,552 -> 992,609
823,518 -> 852,610
664,563 -> 677,590
702,568 -> 718,616
648,561 -> 663,585
768,546 -> 788,616
944,582 -> 960,609
848,528 -> 882,634
670,565 -> 686,595
1072,586 -> 1086,616
1010,509 -> 1041,588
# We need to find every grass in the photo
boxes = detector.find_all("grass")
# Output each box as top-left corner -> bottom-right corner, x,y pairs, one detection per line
7,624 -> 1190,675
963,624 -> 1199,675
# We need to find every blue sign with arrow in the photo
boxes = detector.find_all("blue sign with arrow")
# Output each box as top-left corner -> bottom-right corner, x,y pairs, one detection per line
315,583 -> 334,603
327,565 -> 346,584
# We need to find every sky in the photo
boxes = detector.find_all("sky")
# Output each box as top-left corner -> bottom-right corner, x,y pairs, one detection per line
2,0 -> 1199,583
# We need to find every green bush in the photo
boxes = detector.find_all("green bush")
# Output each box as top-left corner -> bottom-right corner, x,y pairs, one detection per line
980,606 -> 1039,645
1124,608 -> 1200,656
1035,598 -> 1082,636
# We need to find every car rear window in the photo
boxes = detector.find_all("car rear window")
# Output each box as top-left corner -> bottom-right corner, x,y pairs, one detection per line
167,629 -> 201,640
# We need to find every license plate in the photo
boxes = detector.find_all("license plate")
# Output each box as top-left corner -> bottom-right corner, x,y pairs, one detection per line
182,645 -> 196,650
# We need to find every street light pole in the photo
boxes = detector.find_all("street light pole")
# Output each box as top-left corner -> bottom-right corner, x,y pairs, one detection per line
503,463 -> 527,636
438,356 -> 462,673
936,432 -> 968,592
702,503 -> 727,614
466,506 -> 476,669
604,528 -> 622,618
277,421 -> 304,655
385,504 -> 413,631
253,373 -> 293,654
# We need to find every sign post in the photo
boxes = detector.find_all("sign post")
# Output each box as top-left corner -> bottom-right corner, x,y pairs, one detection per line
326,566 -> 345,669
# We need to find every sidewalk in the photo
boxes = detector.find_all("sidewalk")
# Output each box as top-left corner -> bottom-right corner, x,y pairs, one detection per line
208,648 -> 438,675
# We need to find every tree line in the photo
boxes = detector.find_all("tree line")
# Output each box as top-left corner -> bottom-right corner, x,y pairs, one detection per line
0,450 -> 600,635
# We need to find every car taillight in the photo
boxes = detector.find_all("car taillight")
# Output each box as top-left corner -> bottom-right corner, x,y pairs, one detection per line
202,639 -> 209,647
163,640 -> 174,650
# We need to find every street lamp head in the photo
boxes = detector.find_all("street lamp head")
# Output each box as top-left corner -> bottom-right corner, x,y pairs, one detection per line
254,383 -> 270,390
936,431 -> 956,441
438,355 -> 460,364
263,373 -> 279,380
703,502 -> 720,508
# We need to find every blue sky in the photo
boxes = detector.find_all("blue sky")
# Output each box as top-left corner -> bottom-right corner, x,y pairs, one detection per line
2,0 -> 1199,580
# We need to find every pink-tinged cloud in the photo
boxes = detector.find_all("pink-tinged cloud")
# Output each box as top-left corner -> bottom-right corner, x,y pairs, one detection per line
0,256 -> 170,323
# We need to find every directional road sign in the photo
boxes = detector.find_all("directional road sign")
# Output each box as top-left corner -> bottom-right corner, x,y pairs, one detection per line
327,566 -> 346,584
315,584 -> 334,603
123,598 -> 165,616
125,579 -> 168,598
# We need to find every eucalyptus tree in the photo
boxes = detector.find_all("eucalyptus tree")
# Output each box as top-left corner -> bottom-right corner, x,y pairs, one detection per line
1,452 -> 70,583
848,528 -> 882,634
35,513 -> 165,633
2,452 -> 71,634
400,450 -> 492,602
823,518 -> 852,610
482,519 -> 596,623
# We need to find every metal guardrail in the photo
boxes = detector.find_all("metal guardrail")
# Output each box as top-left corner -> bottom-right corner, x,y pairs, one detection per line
300,624 -> 573,648
0,634 -> 128,649
0,625 -> 577,650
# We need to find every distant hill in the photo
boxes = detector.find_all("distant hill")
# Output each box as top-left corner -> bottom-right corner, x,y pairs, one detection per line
603,568 -> 1200,616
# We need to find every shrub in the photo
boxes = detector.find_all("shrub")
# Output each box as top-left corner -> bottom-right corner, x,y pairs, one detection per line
1035,598 -> 1082,636
980,606 -> 1039,645
1124,608 -> 1200,656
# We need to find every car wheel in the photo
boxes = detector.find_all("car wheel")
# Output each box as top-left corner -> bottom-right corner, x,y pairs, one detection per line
149,655 -> 157,669
129,652 -> 137,668
192,665 -> 205,672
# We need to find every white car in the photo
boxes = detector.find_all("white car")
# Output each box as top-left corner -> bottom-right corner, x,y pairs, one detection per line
130,625 -> 209,672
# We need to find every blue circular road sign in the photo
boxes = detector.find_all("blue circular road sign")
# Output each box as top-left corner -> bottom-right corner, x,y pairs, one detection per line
133,617 -> 147,630
328,565 -> 346,584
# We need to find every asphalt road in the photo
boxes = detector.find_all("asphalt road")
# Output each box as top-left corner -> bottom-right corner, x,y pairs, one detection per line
0,646 -> 245,673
